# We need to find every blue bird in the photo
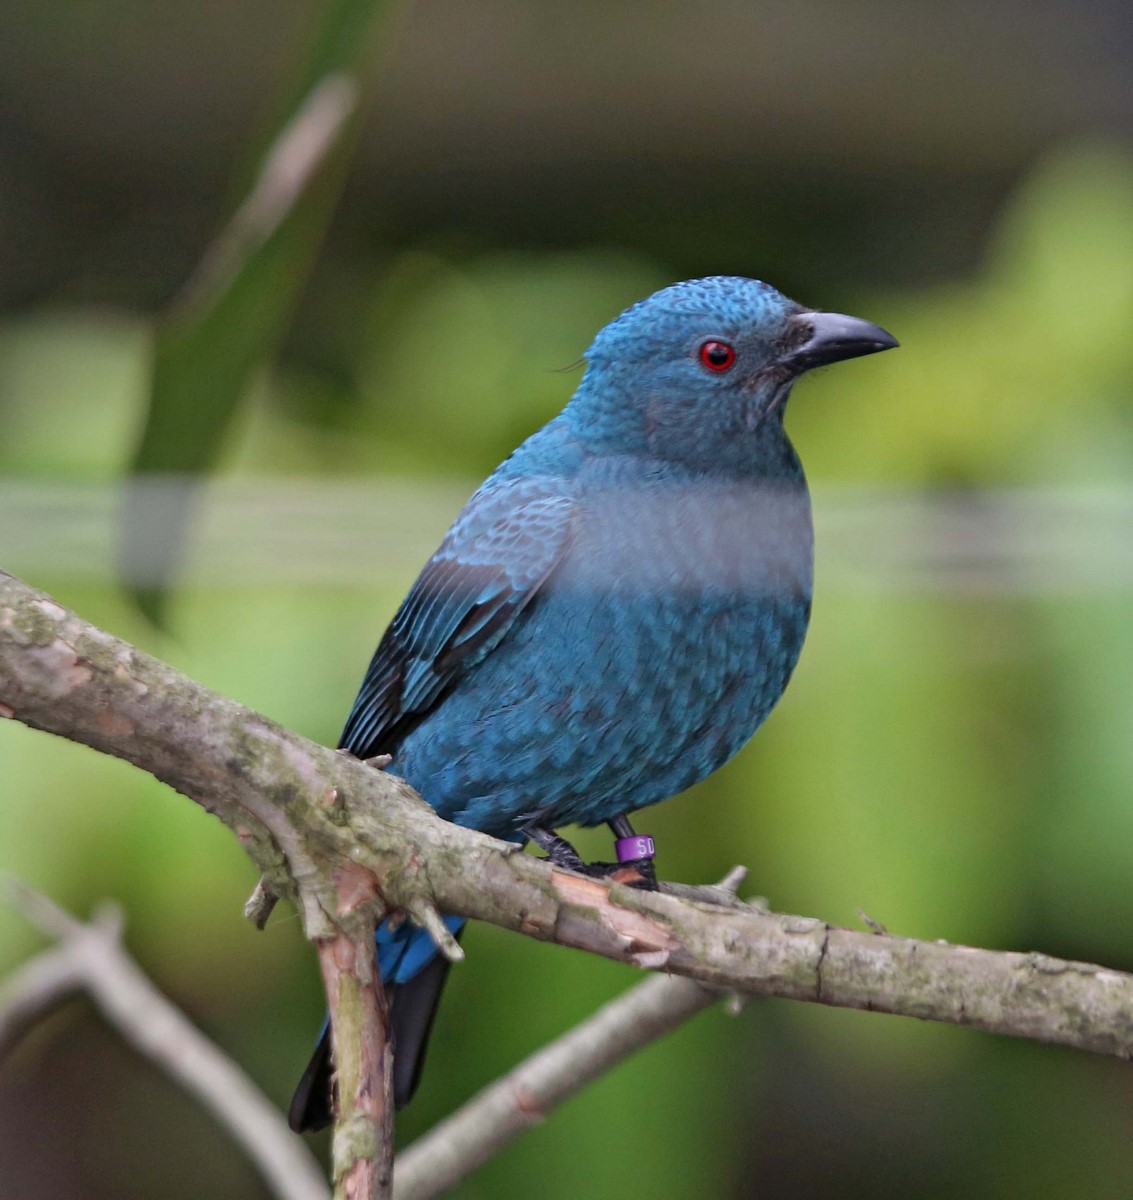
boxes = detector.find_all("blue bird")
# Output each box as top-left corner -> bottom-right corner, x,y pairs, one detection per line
289,276 -> 896,1130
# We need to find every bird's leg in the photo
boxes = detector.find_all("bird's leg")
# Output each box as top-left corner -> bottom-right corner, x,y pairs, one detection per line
606,814 -> 658,890
609,814 -> 639,841
521,823 -> 588,872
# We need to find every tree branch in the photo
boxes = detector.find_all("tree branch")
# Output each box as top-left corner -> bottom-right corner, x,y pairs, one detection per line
317,872 -> 396,1200
0,943 -> 85,1060
3,569 -> 1133,1145
0,877 -> 329,1200
393,866 -> 750,1199
396,975 -> 721,1200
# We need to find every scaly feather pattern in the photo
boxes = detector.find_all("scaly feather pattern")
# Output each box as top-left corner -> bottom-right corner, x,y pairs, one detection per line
290,276 -> 896,1128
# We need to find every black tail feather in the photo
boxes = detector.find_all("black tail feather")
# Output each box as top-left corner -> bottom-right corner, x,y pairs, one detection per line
390,952 -> 454,1109
288,942 -> 458,1133
288,1022 -> 334,1133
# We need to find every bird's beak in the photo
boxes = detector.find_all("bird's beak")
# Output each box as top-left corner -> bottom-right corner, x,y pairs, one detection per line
780,311 -> 898,372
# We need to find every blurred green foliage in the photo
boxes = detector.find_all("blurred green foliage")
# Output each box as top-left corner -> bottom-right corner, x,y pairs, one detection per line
2,117 -> 1133,1200
127,0 -> 402,623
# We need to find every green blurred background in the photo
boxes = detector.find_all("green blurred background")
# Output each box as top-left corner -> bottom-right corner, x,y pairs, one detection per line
3,2 -> 1133,1196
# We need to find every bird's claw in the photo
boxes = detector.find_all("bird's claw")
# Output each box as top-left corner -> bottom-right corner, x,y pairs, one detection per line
622,856 -> 658,891
521,823 -> 588,872
577,857 -> 659,891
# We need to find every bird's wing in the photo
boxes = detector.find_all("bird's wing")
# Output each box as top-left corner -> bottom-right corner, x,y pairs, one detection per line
339,476 -> 575,759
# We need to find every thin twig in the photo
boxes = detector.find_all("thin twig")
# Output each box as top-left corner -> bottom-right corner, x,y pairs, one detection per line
0,878 -> 329,1200
245,876 -> 281,930
396,975 -> 718,1200
0,944 -> 84,1059
394,869 -> 750,1199
658,864 -> 758,909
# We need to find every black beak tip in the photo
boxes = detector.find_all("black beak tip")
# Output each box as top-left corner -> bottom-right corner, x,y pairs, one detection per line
784,312 -> 899,370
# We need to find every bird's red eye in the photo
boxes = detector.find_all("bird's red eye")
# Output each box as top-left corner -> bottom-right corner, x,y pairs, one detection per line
699,340 -> 736,372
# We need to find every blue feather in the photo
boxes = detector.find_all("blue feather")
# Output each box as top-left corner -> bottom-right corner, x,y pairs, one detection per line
291,277 -> 895,1124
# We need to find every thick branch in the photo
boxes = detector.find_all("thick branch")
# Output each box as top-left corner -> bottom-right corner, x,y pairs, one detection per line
3,570 -> 1133,1071
0,878 -> 328,1200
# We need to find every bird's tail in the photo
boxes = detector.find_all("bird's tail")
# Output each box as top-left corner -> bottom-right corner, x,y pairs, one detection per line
288,915 -> 465,1132
288,1020 -> 334,1132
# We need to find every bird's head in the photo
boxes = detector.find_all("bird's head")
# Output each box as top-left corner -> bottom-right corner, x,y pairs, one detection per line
569,276 -> 897,471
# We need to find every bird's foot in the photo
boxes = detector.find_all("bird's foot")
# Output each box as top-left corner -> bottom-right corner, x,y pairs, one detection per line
579,856 -> 658,891
521,823 -> 658,890
522,818 -> 659,890
521,823 -> 589,872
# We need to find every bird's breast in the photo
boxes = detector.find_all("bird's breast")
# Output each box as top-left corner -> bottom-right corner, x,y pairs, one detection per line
526,471 -> 815,772
392,465 -> 815,834
562,471 -> 813,603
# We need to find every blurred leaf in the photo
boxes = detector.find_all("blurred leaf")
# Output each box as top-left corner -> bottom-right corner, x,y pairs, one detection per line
122,0 -> 404,625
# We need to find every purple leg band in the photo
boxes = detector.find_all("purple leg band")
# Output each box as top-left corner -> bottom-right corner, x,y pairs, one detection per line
615,835 -> 656,863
